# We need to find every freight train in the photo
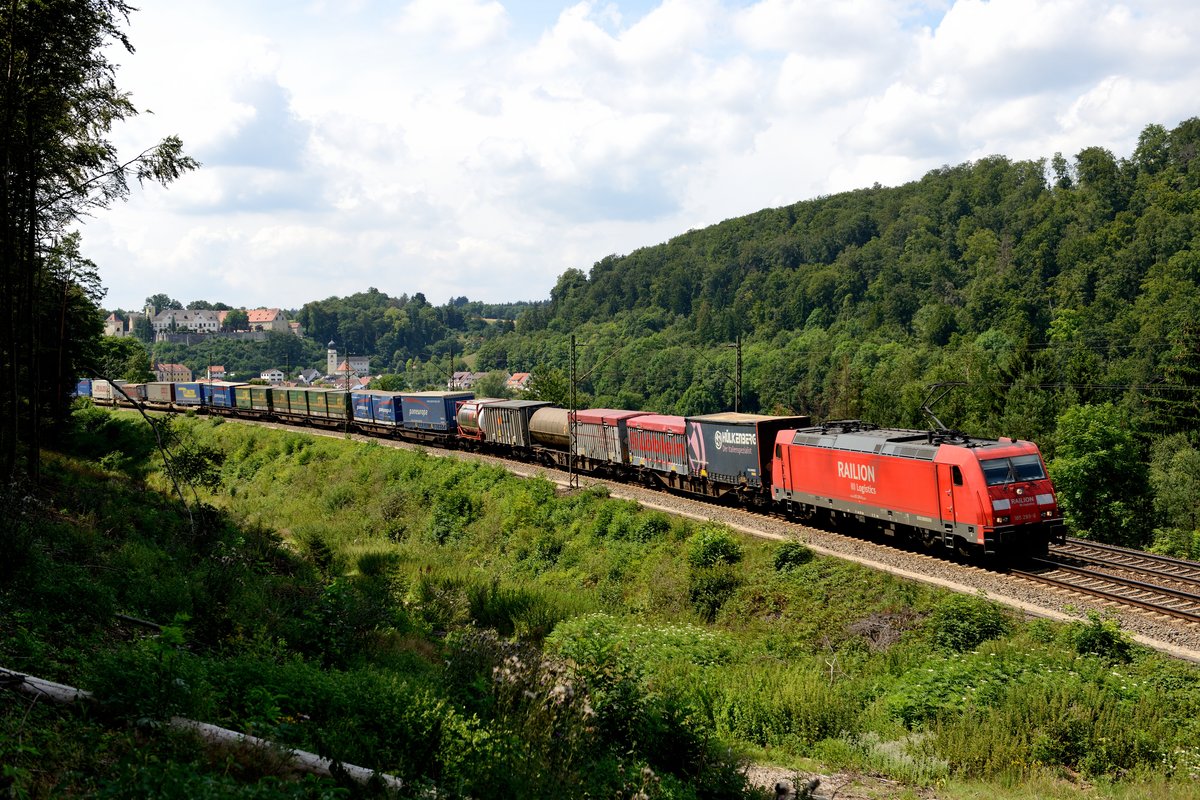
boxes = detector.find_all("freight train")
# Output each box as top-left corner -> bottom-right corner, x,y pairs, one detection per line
76,378 -> 1065,557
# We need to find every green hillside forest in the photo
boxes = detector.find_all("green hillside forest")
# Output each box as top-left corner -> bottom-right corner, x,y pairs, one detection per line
4,410 -> 1200,798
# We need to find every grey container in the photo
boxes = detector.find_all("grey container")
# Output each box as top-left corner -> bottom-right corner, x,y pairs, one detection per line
479,399 -> 552,448
144,382 -> 174,404
570,409 -> 648,465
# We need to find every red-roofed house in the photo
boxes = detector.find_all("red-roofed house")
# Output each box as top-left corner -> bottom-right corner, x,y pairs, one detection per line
154,363 -> 192,382
506,372 -> 531,392
206,366 -> 226,380
247,308 -> 288,332
103,313 -> 125,337
335,356 -> 371,377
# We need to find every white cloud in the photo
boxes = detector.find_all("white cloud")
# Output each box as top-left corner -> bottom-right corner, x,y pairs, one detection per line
734,0 -> 908,55
77,0 -> 1200,311
393,0 -> 509,50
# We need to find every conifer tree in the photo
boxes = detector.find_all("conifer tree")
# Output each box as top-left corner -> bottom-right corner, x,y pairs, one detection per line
0,0 -> 196,481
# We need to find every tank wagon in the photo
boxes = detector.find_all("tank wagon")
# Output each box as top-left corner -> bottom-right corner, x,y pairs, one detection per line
457,398 -> 505,442
79,378 -> 1064,557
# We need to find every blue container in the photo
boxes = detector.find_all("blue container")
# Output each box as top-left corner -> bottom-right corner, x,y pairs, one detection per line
174,382 -> 207,406
400,391 -> 473,431
351,391 -> 373,422
351,390 -> 401,426
371,393 -> 400,425
207,381 -> 246,408
74,378 -> 92,397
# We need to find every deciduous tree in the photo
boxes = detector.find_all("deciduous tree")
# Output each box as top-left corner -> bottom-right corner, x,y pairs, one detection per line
1049,403 -> 1151,547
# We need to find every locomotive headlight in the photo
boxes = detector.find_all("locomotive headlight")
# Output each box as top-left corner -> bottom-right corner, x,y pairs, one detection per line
1015,487 -> 1025,496
995,515 -> 1010,524
1041,509 -> 1056,519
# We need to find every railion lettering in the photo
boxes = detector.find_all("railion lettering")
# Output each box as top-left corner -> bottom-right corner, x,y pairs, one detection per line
837,461 -> 876,482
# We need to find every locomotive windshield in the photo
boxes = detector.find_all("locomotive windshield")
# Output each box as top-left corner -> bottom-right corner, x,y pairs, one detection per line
981,454 -> 1046,486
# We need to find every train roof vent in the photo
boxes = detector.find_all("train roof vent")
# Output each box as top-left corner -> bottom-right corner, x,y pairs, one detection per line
838,434 -> 880,453
794,432 -> 840,447
880,442 -> 938,460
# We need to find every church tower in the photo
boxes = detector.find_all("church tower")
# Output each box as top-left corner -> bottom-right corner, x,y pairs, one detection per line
327,340 -> 338,376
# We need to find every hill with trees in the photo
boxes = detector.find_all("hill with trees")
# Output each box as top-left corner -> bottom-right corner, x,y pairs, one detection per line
467,118 -> 1200,554
503,119 -> 1199,428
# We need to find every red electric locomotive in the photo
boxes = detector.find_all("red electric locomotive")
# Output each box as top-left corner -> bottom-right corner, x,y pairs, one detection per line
771,420 -> 1064,556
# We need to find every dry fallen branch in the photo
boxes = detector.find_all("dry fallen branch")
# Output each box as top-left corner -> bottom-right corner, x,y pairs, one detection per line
0,666 -> 404,791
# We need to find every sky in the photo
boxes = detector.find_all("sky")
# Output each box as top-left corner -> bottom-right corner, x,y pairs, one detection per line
83,0 -> 1200,312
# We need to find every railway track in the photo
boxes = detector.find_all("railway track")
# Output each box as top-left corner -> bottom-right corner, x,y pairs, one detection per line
1010,540 -> 1200,624
1052,538 -> 1200,585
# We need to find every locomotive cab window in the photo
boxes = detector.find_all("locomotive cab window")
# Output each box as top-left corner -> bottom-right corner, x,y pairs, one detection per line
981,458 -> 1014,486
981,455 -> 1047,486
952,466 -> 963,486
1010,454 -> 1046,481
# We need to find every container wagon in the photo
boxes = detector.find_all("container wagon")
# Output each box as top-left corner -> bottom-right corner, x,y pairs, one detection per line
400,391 -> 474,433
685,412 -> 811,500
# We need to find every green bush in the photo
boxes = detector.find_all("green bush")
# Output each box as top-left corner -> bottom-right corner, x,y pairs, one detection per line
547,613 -> 735,670
90,615 -> 211,723
428,487 -> 479,544
67,404 -> 158,476
466,579 -> 582,641
686,525 -> 743,568
1063,611 -> 1131,662
356,548 -> 401,578
773,541 -> 815,571
926,594 -> 1009,652
96,763 -> 347,799
1149,526 -> 1200,560
632,511 -> 671,542
687,565 -> 741,622
708,662 -> 862,748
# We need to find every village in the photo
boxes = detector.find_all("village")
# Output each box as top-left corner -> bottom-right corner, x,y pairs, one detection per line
101,303 -> 533,395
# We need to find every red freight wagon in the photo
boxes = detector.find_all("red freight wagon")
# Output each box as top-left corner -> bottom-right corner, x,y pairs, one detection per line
570,409 -> 649,465
626,414 -> 687,475
771,421 -> 1064,555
